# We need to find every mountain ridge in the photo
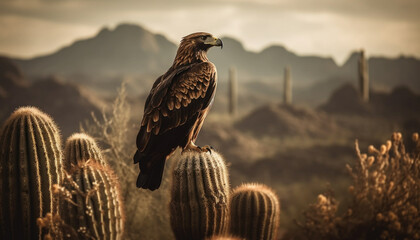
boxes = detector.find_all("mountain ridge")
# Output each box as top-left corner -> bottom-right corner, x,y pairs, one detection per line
8,23 -> 420,91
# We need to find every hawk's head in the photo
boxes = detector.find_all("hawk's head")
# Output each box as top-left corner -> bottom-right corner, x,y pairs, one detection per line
181,32 -> 223,51
173,32 -> 223,67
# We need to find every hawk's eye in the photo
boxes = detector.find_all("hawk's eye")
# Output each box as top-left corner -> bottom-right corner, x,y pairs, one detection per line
201,36 -> 207,41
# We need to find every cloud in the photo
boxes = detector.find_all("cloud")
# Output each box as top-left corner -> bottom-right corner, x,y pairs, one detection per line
0,14 -> 96,58
0,0 -> 419,63
2,0 -> 419,24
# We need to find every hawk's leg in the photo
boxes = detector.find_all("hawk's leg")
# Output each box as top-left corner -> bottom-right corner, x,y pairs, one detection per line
183,141 -> 202,153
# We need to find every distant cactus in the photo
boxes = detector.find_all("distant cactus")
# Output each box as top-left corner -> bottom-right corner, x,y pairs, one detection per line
170,151 -> 230,240
63,132 -> 106,170
230,183 -> 281,240
53,160 -> 125,239
283,65 -> 292,105
358,49 -> 369,102
228,66 -> 238,115
0,106 -> 63,240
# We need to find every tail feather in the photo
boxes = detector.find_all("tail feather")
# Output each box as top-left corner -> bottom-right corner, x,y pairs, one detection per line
134,151 -> 166,190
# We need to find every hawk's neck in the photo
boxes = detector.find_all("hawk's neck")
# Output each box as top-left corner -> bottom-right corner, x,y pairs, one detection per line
173,43 -> 208,68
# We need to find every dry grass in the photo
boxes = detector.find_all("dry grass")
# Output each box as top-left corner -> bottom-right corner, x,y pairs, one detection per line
291,132 -> 420,240
81,82 -> 173,240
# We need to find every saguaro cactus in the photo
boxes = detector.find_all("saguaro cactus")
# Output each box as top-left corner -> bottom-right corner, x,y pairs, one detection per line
170,151 -> 230,240
56,160 -> 125,240
0,106 -> 63,240
228,66 -> 238,115
358,49 -> 369,102
283,66 -> 292,105
230,183 -> 280,240
63,133 -> 107,170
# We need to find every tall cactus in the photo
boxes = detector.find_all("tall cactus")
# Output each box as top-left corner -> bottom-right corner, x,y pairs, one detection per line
228,66 -> 238,115
170,151 -> 230,240
0,106 -> 63,240
230,183 -> 280,240
63,133 -> 107,170
283,65 -> 292,105
55,160 -> 125,239
358,49 -> 369,102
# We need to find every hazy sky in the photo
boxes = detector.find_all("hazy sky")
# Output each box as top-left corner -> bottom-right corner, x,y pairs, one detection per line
0,0 -> 419,64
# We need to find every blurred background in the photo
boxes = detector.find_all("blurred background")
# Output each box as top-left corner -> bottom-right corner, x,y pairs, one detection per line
1,0 -> 419,239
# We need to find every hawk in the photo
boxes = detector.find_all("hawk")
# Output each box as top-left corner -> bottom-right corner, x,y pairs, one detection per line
134,32 -> 223,190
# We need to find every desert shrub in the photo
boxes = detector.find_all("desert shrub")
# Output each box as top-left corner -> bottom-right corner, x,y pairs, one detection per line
81,82 -> 173,240
296,132 -> 420,240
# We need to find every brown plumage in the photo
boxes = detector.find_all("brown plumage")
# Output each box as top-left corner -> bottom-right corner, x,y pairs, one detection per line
134,32 -> 223,190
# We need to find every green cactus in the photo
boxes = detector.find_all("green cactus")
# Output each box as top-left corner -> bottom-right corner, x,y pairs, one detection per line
230,183 -> 280,240
55,160 -> 125,240
170,151 -> 230,240
63,133 -> 107,170
0,106 -> 63,240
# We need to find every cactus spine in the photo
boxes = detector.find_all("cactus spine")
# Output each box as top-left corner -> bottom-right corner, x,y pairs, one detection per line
170,151 -> 230,240
0,106 -> 63,240
58,160 -> 124,239
228,66 -> 238,115
283,66 -> 292,105
358,49 -> 369,102
63,133 -> 106,170
230,183 -> 280,240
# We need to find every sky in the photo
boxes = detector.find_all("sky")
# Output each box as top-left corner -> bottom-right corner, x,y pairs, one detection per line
0,0 -> 419,64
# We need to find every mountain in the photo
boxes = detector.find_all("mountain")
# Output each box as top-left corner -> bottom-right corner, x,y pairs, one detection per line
235,103 -> 340,138
208,37 -> 340,84
319,83 -> 372,115
341,52 -> 420,91
320,83 -> 420,120
0,56 -> 28,94
0,57 -> 102,137
13,23 -> 340,85
9,23 -> 420,98
15,24 -> 178,76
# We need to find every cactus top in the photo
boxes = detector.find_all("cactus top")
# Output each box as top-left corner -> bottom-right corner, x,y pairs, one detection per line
230,183 -> 280,240
10,106 -> 49,117
2,106 -> 62,147
64,132 -> 107,168
66,132 -> 95,143
233,183 -> 278,199
4,106 -> 56,129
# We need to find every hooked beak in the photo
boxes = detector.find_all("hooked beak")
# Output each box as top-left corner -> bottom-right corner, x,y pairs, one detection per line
215,38 -> 223,49
205,37 -> 223,49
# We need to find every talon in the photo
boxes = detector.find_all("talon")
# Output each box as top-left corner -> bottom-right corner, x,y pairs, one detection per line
202,145 -> 212,153
183,141 -> 202,153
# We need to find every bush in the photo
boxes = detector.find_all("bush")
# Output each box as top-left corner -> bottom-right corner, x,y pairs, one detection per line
81,82 -> 173,240
296,132 -> 420,240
